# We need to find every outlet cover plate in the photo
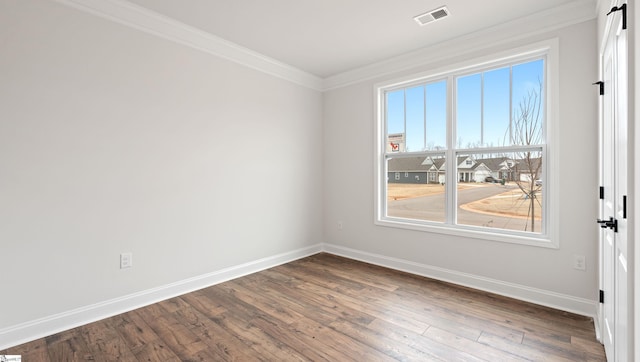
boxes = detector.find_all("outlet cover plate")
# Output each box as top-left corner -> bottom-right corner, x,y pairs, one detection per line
120,252 -> 133,269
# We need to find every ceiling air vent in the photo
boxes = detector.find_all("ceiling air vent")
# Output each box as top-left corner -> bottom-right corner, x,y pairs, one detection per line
414,6 -> 449,26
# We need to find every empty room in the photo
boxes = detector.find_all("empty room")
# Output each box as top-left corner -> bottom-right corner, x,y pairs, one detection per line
1,0 -> 638,361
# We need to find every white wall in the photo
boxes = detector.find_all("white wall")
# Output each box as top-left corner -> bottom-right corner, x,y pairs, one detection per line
323,20 -> 599,312
0,0 -> 323,339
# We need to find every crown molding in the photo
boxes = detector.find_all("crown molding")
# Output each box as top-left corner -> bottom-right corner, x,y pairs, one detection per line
55,0 -> 324,91
54,0 -> 596,92
323,0 -> 598,91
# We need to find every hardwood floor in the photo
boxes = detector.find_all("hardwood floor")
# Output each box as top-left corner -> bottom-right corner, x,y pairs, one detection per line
2,253 -> 605,361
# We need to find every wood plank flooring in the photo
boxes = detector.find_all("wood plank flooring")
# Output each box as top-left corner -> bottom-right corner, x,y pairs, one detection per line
2,253 -> 605,361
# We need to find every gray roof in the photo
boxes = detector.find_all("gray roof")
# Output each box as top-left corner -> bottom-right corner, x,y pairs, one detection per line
388,155 -> 541,173
471,157 -> 511,171
387,157 -> 444,172
514,157 -> 542,172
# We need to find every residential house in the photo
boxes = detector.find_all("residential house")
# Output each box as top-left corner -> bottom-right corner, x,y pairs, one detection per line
470,157 -> 519,182
387,156 -> 445,184
388,156 -> 519,184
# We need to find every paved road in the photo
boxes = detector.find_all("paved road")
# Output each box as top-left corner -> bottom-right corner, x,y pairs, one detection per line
387,183 -> 541,233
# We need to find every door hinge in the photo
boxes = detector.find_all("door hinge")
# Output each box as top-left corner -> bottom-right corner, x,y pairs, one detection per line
593,81 -> 604,95
623,195 -> 627,218
599,290 -> 604,304
599,186 -> 604,199
607,3 -> 627,30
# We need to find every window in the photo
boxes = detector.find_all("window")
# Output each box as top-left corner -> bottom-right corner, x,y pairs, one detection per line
376,43 -> 557,247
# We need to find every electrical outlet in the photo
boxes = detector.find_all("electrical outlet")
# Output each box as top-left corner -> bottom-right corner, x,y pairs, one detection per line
120,252 -> 133,269
573,255 -> 586,271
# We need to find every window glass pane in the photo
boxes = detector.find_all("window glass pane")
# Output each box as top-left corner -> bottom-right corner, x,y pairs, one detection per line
483,67 -> 510,147
456,74 -> 482,148
386,90 -> 405,152
456,150 -> 543,233
405,86 -> 425,152
386,155 -> 446,222
426,81 -> 447,150
387,90 -> 404,134
511,59 -> 544,146
379,54 -> 548,240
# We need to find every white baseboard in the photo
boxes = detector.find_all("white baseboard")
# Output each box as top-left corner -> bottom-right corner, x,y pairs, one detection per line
1,242 -> 599,350
322,243 -> 599,319
0,243 -> 322,350
594,306 -> 603,342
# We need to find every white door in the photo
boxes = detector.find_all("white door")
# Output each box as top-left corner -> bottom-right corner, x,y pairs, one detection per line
601,28 -> 615,360
599,6 -> 629,361
613,17 -> 629,362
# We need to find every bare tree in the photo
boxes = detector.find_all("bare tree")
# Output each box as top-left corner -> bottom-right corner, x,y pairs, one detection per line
507,81 -> 543,231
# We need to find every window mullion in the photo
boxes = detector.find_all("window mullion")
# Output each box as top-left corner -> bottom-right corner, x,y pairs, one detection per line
446,75 -> 456,226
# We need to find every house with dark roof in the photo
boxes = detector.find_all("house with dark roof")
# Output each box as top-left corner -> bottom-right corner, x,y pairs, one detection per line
513,156 -> 543,183
468,157 -> 518,182
388,156 -> 523,184
387,156 -> 445,184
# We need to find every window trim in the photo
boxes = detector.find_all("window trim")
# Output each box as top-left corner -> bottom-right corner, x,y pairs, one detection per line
374,39 -> 559,248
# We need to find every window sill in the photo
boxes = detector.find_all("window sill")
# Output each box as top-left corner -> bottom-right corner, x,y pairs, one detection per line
375,217 -> 558,249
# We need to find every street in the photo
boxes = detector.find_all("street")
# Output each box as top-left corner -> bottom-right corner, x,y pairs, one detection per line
387,183 -> 541,233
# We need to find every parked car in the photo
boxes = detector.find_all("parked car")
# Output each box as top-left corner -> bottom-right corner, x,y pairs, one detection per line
535,179 -> 542,186
485,176 -> 497,183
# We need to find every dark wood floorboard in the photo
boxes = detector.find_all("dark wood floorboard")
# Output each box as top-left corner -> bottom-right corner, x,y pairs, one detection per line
4,253 -> 606,361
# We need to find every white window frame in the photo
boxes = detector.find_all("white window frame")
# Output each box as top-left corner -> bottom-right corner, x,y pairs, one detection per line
374,39 -> 559,248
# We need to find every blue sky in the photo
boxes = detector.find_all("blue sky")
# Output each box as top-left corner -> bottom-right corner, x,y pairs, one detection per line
387,59 -> 544,152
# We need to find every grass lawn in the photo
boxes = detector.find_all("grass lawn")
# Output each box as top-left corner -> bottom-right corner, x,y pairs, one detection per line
462,188 -> 542,220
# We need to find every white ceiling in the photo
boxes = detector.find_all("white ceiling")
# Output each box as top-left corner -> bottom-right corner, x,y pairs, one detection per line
126,0 -> 595,78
